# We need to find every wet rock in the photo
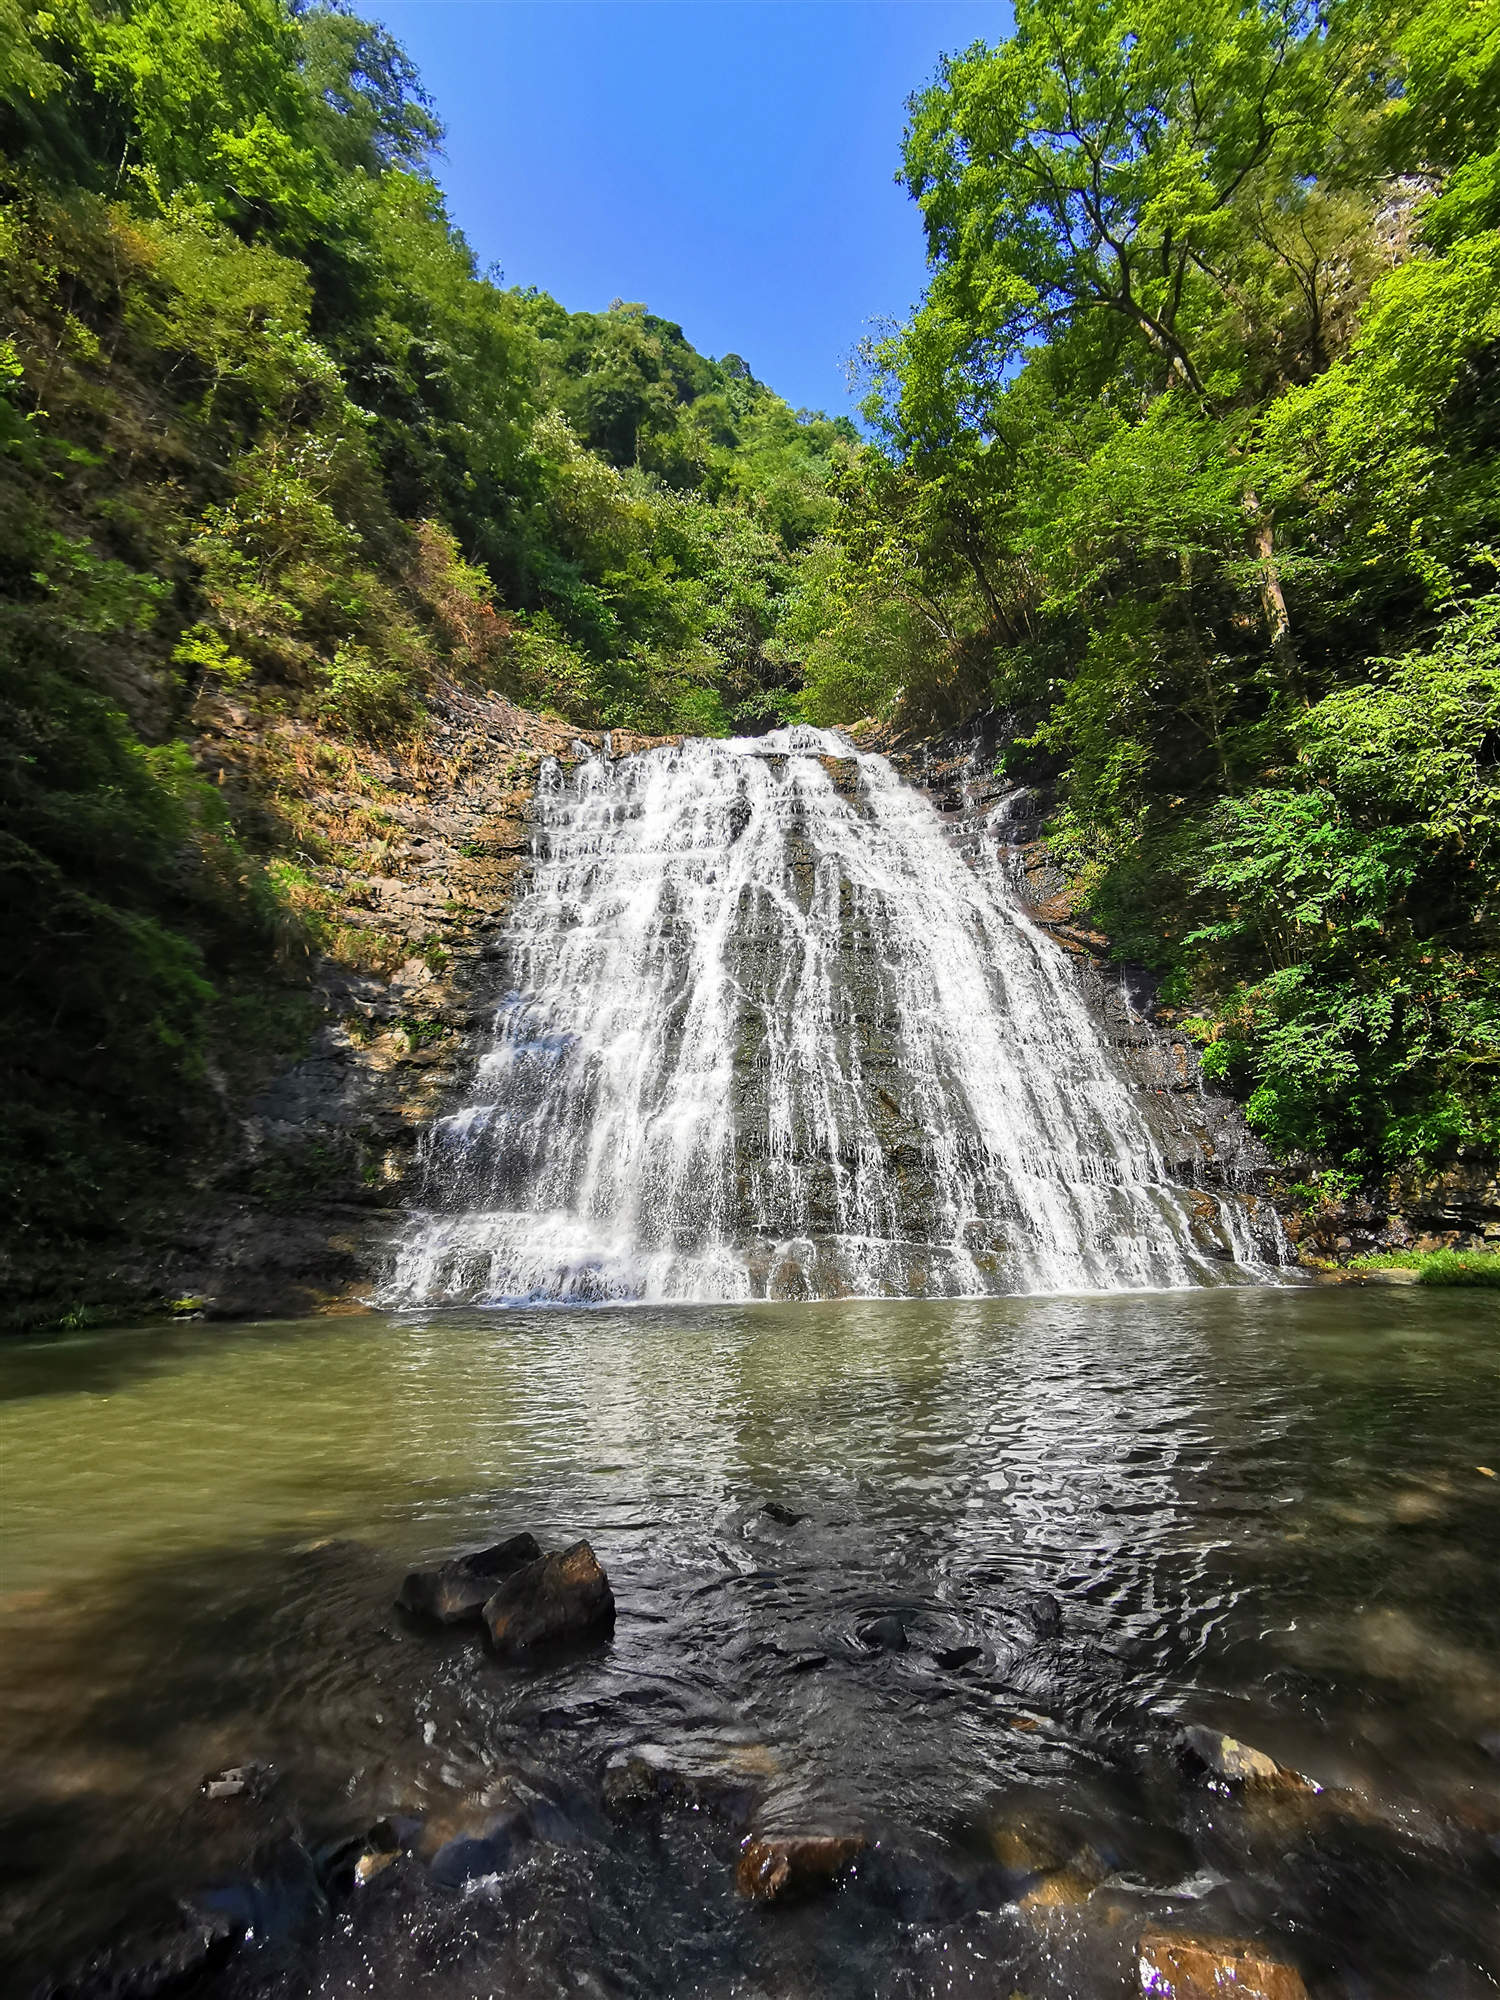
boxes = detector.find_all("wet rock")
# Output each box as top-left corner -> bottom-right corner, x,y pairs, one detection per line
316,1815 -> 419,1896
1138,1927 -> 1308,1998
783,1651 -> 829,1674
1183,1725 -> 1319,1794
428,1832 -> 515,1889
1020,1861 -> 1106,1911
186,1838 -> 327,1949
932,1643 -> 982,1670
482,1540 -> 614,1658
855,1614 -> 908,1652
762,1501 -> 806,1525
735,1832 -> 866,1902
989,1814 -> 1073,1876
398,1531 -> 543,1624
199,1761 -> 273,1802
602,1740 -> 775,1821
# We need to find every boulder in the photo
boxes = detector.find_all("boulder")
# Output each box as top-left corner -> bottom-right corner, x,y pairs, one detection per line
736,1833 -> 866,1901
482,1541 -> 614,1659
761,1501 -> 806,1525
1138,1928 -> 1308,1999
1183,1725 -> 1319,1795
398,1532 -> 542,1624
603,1740 -> 775,1821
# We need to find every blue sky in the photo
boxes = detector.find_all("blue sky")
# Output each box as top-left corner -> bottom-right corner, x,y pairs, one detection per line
363,2 -> 1011,417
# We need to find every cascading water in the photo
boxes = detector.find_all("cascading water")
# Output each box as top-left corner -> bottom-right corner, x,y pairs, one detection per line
385,728 -> 1281,1305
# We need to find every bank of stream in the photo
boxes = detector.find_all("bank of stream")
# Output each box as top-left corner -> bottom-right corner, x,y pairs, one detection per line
3,1287 -> 1499,1997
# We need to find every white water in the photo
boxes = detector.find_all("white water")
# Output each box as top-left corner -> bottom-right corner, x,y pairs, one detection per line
386,729 -> 1279,1305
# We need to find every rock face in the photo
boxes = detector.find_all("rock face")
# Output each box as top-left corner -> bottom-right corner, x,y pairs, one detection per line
127,689 -> 681,1326
397,1532 -> 543,1624
862,708 -> 1499,1260
735,1833 -> 866,1902
1138,1928 -> 1309,1999
482,1541 -> 615,1659
856,712 -> 1284,1233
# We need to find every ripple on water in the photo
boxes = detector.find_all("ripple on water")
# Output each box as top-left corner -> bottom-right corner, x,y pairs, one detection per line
0,1286 -> 1498,1995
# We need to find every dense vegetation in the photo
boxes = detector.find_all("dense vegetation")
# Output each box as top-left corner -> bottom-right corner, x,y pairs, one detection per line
0,0 -> 851,1281
797,0 -> 1500,1197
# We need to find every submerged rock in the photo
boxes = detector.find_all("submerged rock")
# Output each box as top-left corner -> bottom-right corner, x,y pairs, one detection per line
428,1832 -> 516,1890
397,1531 -> 543,1624
735,1832 -> 866,1902
990,1809 -> 1107,1911
856,1614 -> 908,1653
761,1501 -> 806,1525
1138,1927 -> 1308,1998
483,1541 -> 614,1659
602,1740 -> 775,1821
186,1838 -> 327,1949
932,1643 -> 982,1670
1183,1725 -> 1319,1795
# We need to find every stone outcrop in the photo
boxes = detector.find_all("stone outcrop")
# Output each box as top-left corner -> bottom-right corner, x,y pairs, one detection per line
852,712 -> 1284,1238
861,710 -> 1498,1258
160,688 -> 677,1320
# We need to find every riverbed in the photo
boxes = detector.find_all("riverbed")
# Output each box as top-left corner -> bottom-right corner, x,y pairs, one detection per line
3,1288 -> 1499,1996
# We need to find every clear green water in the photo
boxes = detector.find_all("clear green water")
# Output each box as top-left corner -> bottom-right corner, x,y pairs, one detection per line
3,1288 -> 1499,1996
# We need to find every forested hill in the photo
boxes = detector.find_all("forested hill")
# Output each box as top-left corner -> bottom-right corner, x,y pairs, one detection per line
798,0 -> 1500,1210
3,0 -> 1498,1324
0,0 -> 853,1305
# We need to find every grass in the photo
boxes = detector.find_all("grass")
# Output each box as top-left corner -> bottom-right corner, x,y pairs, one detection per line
1345,1248 -> 1500,1288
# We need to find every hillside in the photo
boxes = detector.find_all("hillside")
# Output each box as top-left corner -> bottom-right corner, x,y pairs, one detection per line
0,0 -> 853,1327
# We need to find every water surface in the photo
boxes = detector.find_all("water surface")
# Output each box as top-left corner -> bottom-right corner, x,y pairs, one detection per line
3,1288 -> 1499,1996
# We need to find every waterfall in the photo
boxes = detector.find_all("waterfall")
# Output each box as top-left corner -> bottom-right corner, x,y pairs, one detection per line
385,728 -> 1281,1306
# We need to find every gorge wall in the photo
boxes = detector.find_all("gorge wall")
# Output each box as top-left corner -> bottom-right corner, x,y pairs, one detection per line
24,701 -> 1494,1333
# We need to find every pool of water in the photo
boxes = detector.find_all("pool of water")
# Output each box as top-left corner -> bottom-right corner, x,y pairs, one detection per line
3,1288 -> 1499,1997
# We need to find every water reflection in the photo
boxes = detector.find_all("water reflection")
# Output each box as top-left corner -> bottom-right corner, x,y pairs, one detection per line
2,1289 -> 1499,1995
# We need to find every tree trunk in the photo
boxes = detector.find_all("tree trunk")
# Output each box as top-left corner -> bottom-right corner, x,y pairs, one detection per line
1241,488 -> 1303,696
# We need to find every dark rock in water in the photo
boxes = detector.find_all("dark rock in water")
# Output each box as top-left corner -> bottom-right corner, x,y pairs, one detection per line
483,1540 -> 614,1658
186,1838 -> 327,1949
783,1652 -> 829,1675
855,1614 -> 908,1652
428,1832 -> 515,1890
762,1501 -> 806,1525
933,1644 -> 982,1670
735,1832 -> 866,1901
1137,1927 -> 1308,1998
316,1816 -> 419,1896
856,1846 -> 973,1924
602,1741 -> 775,1822
52,1896 -> 240,1999
1183,1725 -> 1319,1795
1022,1591 -> 1063,1638
398,1531 -> 543,1624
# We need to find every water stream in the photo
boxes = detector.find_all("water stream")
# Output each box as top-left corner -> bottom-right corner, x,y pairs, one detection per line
3,1291 -> 1498,1997
388,729 -> 1278,1306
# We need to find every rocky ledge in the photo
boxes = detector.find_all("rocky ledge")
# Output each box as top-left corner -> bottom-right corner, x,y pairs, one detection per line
147,689 -> 678,1323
